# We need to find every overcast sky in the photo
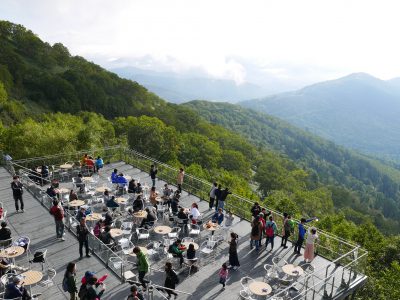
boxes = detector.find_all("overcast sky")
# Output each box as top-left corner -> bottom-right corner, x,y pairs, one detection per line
1,0 -> 399,88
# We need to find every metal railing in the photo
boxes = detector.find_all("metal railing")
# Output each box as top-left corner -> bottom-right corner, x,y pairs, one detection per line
4,146 -> 367,299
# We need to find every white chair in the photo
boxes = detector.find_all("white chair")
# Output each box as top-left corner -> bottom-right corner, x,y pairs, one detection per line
263,263 -> 277,282
168,227 -> 181,239
182,237 -> 194,243
199,240 -> 216,265
121,222 -> 133,235
136,228 -> 150,242
37,268 -> 56,287
109,256 -> 123,270
239,289 -> 256,300
188,224 -> 200,237
240,276 -> 255,293
29,248 -> 48,270
121,241 -> 134,256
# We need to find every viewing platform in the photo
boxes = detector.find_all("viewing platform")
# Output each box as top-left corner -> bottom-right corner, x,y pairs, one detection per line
2,146 -> 367,299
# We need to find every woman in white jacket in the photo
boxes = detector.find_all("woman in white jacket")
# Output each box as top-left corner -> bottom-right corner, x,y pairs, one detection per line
304,227 -> 318,263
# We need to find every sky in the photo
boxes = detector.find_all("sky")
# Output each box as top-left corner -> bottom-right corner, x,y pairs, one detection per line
1,0 -> 400,89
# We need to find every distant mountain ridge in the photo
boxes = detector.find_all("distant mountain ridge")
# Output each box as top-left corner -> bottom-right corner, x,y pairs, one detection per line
240,72 -> 400,161
111,66 -> 274,103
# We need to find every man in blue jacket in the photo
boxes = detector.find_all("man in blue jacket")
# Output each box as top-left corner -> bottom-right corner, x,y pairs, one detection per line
294,217 -> 317,255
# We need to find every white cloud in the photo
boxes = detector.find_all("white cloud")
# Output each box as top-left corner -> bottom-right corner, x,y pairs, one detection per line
1,0 -> 400,85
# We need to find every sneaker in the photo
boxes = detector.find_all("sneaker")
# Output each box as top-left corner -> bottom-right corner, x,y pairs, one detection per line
60,237 -> 65,241
86,254 -> 91,258
227,265 -> 232,269
283,246 -> 288,249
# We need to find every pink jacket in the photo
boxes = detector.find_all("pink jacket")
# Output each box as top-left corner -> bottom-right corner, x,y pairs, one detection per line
219,268 -> 228,279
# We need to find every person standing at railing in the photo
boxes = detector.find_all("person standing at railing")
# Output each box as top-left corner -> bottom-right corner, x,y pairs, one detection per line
293,217 -> 317,255
77,217 -> 91,260
150,165 -> 158,187
95,156 -> 104,173
50,200 -> 65,241
10,175 -> 24,213
209,182 -> 217,211
265,215 -> 278,251
177,168 -> 184,193
214,184 -> 222,211
281,213 -> 292,249
304,227 -> 319,263
218,187 -> 232,211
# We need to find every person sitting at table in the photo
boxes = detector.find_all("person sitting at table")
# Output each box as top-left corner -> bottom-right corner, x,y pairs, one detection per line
76,207 -> 87,222
128,179 -> 137,193
93,219 -> 104,238
29,167 -> 41,184
47,185 -> 60,200
81,153 -> 88,166
99,226 -> 115,247
140,208 -> 156,228
168,239 -> 184,267
132,195 -> 144,212
190,203 -> 201,224
69,189 -> 78,202
51,178 -> 60,189
177,208 -> 188,222
74,173 -> 85,193
149,186 -> 157,208
212,208 -> 224,225
186,243 -> 196,259
106,196 -> 119,210
127,285 -> 144,300
0,221 -> 11,241
41,165 -> 49,179
116,173 -> 128,185
171,190 -> 180,214
136,182 -> 143,194
103,189 -> 110,202
85,156 -> 95,173
111,169 -> 118,184
95,156 -> 104,172
86,276 -> 106,300
5,275 -> 33,300
162,184 -> 173,207
103,208 -> 113,226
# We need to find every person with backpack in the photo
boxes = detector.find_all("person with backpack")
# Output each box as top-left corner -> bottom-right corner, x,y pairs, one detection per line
265,215 -> 278,251
63,262 -> 77,300
250,216 -> 263,252
164,262 -> 179,299
281,213 -> 293,249
132,247 -> 149,290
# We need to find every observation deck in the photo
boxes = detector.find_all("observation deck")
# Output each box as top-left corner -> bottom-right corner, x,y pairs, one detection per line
2,146 -> 367,299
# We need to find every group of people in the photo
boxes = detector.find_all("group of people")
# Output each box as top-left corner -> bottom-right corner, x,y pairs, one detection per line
149,165 -> 185,193
81,154 -> 104,173
208,182 -> 232,211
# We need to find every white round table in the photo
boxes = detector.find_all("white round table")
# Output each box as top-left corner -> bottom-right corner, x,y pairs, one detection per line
282,264 -> 304,276
249,281 -> 272,296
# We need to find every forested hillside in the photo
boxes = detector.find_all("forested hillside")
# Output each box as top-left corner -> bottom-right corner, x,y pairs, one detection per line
0,20 -> 400,298
184,100 -> 400,234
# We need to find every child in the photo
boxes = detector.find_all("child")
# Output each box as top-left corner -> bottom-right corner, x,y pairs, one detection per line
218,263 -> 228,290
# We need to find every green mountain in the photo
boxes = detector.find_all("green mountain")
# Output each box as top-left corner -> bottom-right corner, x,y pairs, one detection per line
184,100 -> 400,234
240,73 -> 400,162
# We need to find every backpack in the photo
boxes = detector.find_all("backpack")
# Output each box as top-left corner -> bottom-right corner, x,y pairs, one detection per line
251,223 -> 259,236
62,276 -> 69,292
78,283 -> 88,299
265,223 -> 274,237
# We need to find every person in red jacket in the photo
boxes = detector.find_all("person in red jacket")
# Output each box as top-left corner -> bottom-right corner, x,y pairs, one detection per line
50,200 -> 65,241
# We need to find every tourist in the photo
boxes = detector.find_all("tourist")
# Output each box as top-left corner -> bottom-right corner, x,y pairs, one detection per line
95,156 -> 104,172
258,212 -> 266,244
281,213 -> 292,249
116,173 -> 128,190
149,186 -> 158,207
162,184 -> 173,208
251,202 -> 261,219
41,165 -> 49,185
168,239 -> 184,267
177,168 -> 184,193
85,156 -> 95,173
86,276 -> 106,300
46,185 -> 59,200
164,262 -> 179,299
177,208 -> 188,222
81,153 -> 88,166
50,200 -> 65,241
132,247 -> 149,290
136,182 -> 143,194
111,169 -> 118,184
76,217 -> 91,260
294,217 -> 317,255
104,209 -> 113,226
190,203 -> 201,224
214,184 -> 222,211
126,285 -> 144,300
140,208 -> 156,228
218,263 -> 228,290
186,243 -> 196,259
64,262 -> 77,300
304,227 -> 319,263
171,191 -> 180,214
93,219 -> 104,238
212,208 -> 224,225
69,189 -> 78,201
218,187 -> 232,211
99,226 -> 115,247
209,182 -> 217,211
74,173 -> 85,193
250,216 -> 263,252
265,215 -> 278,251
128,179 -> 137,193
103,189 -> 110,202
11,175 -> 24,213
76,207 -> 86,222
228,232 -> 240,270
4,275 -> 32,299
150,165 -> 157,187
0,222 -> 11,241
132,195 -> 144,212
106,196 -> 119,209
224,211 -> 234,227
